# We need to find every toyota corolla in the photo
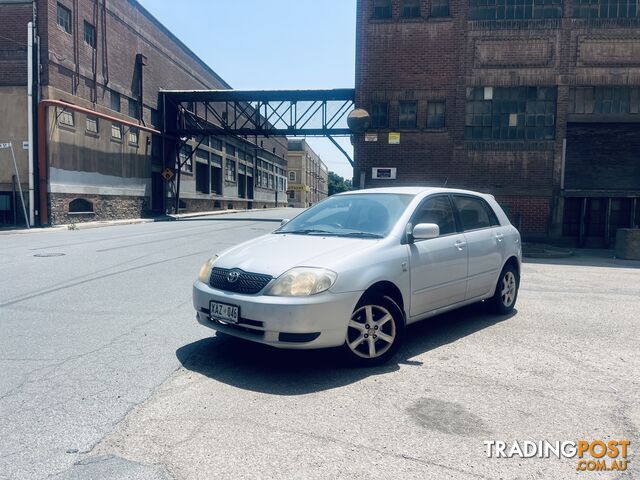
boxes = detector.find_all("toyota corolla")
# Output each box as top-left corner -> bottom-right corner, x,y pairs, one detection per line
193,187 -> 521,365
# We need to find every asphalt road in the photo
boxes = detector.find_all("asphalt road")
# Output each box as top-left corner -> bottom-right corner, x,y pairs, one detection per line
1,212 -> 639,480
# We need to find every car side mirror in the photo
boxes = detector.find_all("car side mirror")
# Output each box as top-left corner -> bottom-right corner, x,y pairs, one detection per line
412,223 -> 440,241
280,219 -> 290,227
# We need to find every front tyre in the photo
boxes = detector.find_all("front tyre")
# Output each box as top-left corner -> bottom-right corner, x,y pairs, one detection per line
490,264 -> 519,314
342,295 -> 405,366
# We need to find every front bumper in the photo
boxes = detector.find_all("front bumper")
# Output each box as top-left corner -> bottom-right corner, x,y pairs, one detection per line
192,281 -> 363,349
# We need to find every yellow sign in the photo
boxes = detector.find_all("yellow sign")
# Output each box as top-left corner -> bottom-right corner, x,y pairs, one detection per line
389,132 -> 400,145
161,168 -> 175,181
288,184 -> 310,192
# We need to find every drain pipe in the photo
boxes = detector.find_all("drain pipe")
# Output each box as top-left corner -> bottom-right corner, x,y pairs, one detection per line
37,99 -> 161,226
27,22 -> 35,226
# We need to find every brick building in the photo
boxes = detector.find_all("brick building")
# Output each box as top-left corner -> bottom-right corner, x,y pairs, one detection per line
0,0 -> 288,227
355,0 -> 640,246
286,139 -> 329,208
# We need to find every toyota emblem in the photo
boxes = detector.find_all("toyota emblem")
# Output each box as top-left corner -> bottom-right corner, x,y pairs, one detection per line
227,271 -> 241,284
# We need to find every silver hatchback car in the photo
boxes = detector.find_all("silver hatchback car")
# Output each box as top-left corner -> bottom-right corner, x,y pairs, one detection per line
193,187 -> 521,365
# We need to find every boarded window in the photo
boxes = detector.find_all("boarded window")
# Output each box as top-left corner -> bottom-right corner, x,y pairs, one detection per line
226,159 -> 236,181
86,115 -> 98,133
111,124 -> 122,140
57,108 -> 74,127
464,86 -> 557,141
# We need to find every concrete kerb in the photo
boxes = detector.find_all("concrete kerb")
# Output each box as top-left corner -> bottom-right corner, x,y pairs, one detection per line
0,208 -> 288,235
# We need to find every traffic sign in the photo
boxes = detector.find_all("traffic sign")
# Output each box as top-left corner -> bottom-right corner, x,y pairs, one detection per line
161,167 -> 175,181
0,143 -> 11,149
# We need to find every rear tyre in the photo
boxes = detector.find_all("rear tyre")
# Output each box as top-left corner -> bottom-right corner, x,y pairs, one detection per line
342,294 -> 405,367
490,264 -> 519,314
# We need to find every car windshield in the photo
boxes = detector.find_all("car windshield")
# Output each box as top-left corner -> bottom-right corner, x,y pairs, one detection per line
276,193 -> 415,238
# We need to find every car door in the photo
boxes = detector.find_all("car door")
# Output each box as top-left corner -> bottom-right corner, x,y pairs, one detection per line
452,195 -> 503,300
408,195 -> 468,317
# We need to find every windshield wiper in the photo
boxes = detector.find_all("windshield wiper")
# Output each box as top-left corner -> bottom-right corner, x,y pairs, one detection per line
339,231 -> 384,239
278,229 -> 335,235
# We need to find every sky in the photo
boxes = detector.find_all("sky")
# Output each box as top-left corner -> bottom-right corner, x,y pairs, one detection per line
136,0 -> 357,179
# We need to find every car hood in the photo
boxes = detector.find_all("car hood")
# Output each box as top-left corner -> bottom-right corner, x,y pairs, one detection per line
215,233 -> 381,277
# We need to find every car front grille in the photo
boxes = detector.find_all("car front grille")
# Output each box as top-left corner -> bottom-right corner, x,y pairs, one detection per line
209,267 -> 272,294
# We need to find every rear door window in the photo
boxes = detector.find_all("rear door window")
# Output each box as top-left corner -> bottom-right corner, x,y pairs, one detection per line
453,196 -> 494,231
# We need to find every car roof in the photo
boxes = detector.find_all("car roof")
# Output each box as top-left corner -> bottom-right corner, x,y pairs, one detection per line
337,187 -> 493,198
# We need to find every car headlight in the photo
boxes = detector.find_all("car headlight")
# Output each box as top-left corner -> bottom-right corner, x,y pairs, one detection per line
197,255 -> 218,283
265,267 -> 337,297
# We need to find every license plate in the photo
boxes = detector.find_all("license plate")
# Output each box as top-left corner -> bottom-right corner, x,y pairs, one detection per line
209,301 -> 239,324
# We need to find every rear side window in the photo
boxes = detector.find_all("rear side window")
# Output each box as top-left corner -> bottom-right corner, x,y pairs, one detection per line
453,196 -> 497,231
413,196 -> 457,235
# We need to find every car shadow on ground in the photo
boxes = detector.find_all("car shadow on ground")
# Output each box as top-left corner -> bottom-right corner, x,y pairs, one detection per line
176,303 -> 516,396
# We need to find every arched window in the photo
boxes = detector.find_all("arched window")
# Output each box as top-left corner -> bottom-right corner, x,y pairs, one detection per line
68,198 -> 94,214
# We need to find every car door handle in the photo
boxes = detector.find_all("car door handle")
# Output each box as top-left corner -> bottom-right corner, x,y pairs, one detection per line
455,240 -> 467,250
495,233 -> 505,242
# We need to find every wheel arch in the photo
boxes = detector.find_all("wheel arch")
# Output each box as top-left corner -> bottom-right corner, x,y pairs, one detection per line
359,281 -> 406,319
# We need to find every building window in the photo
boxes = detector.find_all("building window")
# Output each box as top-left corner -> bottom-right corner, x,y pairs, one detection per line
179,145 -> 193,173
402,0 -> 421,17
86,115 -> 98,133
110,90 -> 120,112
371,102 -> 389,129
196,154 -> 209,194
57,3 -> 72,34
373,0 -> 392,18
399,102 -> 418,129
150,109 -> 160,128
111,123 -> 122,140
226,159 -> 236,181
569,86 -> 640,114
210,138 -> 223,151
57,108 -> 74,127
289,171 -> 296,182
128,127 -> 139,146
268,174 -> 274,189
128,98 -> 139,119
288,191 -> 295,200
427,101 -> 446,129
431,0 -> 451,17
465,87 -> 557,141
226,143 -> 236,157
68,198 -> 94,214
84,21 -> 96,48
573,0 -> 638,17
469,0 -> 563,20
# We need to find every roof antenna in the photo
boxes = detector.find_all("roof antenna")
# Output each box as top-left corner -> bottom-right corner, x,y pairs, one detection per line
442,177 -> 448,187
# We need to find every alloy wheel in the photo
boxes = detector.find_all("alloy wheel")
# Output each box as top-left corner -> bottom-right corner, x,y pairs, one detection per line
501,271 -> 517,307
347,304 -> 396,359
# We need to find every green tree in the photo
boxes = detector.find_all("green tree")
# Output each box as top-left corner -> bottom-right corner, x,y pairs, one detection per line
328,172 -> 353,196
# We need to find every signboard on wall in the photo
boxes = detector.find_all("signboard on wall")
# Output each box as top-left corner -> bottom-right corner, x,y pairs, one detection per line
372,168 -> 397,180
365,133 -> 378,142
388,132 -> 400,145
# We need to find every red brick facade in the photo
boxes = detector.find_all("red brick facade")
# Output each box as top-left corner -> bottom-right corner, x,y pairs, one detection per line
355,0 -> 640,242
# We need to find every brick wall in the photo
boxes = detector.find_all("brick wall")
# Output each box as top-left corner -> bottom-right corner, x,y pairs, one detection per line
0,2 -> 31,86
354,0 -> 640,238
